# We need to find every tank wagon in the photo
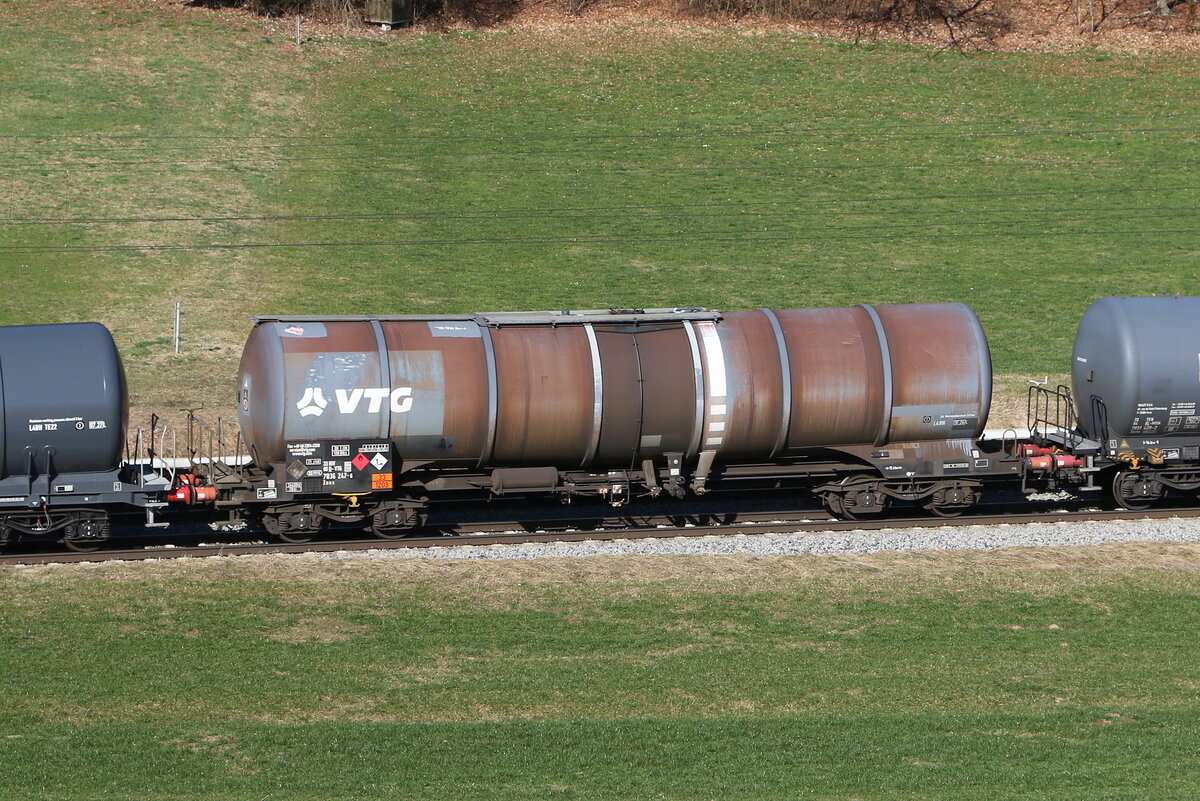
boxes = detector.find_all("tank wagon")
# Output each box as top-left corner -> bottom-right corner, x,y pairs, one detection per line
1029,295 -> 1200,509
232,303 -> 1015,539
5,296 -> 1200,551
0,323 -> 166,549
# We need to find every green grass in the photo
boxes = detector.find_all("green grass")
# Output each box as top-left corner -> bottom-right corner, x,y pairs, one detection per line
258,35 -> 1200,374
3,14 -> 1200,798
4,714 -> 1198,799
3,547 -> 1200,798
3,6 -> 1200,425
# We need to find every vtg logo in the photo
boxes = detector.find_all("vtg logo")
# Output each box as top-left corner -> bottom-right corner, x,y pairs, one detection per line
297,387 -> 414,418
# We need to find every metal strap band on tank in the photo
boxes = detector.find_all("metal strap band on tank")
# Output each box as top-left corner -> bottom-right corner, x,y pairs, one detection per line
682,321 -> 705,459
858,304 -> 894,447
581,323 -> 604,467
369,320 -> 392,440
267,322 -> 285,451
696,321 -> 728,452
758,308 -> 792,459
960,302 -> 992,439
0,345 -> 6,475
478,324 -> 499,468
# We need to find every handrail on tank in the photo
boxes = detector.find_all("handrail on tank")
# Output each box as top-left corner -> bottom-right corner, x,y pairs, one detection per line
131,428 -> 143,487
1089,395 -> 1110,447
150,416 -> 177,487
180,407 -> 248,482
999,428 -> 1021,461
1027,384 -> 1082,448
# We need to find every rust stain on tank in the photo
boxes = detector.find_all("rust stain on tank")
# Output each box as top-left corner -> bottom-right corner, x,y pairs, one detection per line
238,304 -> 991,469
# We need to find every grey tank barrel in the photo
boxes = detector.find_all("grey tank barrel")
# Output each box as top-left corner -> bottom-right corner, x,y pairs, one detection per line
1073,296 -> 1200,441
0,322 -> 128,478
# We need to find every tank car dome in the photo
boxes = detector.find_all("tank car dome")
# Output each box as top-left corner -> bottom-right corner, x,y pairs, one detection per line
0,322 -> 127,477
1072,296 -> 1200,441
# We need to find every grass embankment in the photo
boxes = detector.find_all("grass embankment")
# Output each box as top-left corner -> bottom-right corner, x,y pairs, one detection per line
3,1 -> 1200,427
3,545 -> 1200,799
0,1 -> 310,420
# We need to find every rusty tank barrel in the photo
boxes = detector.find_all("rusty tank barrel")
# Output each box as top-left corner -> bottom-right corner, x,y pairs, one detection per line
237,303 -> 991,469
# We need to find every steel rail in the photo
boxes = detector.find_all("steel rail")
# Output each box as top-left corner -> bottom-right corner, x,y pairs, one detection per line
3,505 -> 1200,566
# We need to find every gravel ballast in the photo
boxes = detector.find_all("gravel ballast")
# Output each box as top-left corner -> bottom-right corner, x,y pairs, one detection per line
300,517 -> 1200,562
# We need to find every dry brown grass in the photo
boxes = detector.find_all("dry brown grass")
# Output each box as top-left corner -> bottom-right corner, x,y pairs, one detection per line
268,615 -> 371,642
987,372 -> 1073,430
251,0 -> 1200,52
35,0 -> 1196,54
14,541 -> 1200,601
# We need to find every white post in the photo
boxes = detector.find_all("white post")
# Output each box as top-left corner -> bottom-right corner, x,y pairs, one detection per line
295,16 -> 302,46
173,302 -> 181,354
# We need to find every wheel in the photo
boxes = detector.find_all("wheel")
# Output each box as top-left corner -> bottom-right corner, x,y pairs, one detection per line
924,502 -> 964,518
260,513 -> 281,537
1111,470 -> 1161,511
369,505 -> 426,539
276,527 -> 316,544
371,525 -> 411,541
923,486 -> 977,518
62,514 -> 110,552
841,489 -> 887,520
822,492 -> 847,519
63,537 -> 103,553
262,511 -> 325,543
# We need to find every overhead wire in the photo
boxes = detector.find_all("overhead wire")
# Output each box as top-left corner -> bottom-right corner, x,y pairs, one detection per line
3,125 -> 1197,159
2,185 -> 1190,225
1,110 -> 1196,142
3,116 -> 1194,252
2,208 -> 1195,254
2,156 -> 1198,174
0,192 -> 1194,226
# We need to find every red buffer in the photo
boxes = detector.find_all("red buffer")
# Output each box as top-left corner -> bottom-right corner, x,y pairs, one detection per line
168,474 -> 217,505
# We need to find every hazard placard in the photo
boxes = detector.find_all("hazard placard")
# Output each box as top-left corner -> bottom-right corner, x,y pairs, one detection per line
284,440 -> 395,494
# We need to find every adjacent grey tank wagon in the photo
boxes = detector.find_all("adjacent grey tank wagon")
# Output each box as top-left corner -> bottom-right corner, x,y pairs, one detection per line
0,323 -> 164,549
1030,295 -> 1200,509
1,296 -> 1197,550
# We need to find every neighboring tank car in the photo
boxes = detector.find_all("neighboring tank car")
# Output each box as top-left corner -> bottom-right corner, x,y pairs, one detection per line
0,323 -> 162,548
1039,296 -> 1200,508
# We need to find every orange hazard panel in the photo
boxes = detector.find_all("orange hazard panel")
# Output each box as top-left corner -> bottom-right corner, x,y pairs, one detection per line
372,473 -> 394,490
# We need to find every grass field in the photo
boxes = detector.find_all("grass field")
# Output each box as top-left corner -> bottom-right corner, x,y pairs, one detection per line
2,0 -> 1199,424
4,545 -> 1200,799
3,8 -> 1200,798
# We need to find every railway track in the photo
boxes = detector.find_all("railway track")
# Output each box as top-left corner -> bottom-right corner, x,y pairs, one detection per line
4,504 -> 1199,566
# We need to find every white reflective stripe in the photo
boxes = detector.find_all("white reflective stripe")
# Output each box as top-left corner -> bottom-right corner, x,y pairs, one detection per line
582,323 -> 603,467
698,322 -> 727,398
682,322 -> 705,458
696,321 -> 728,452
